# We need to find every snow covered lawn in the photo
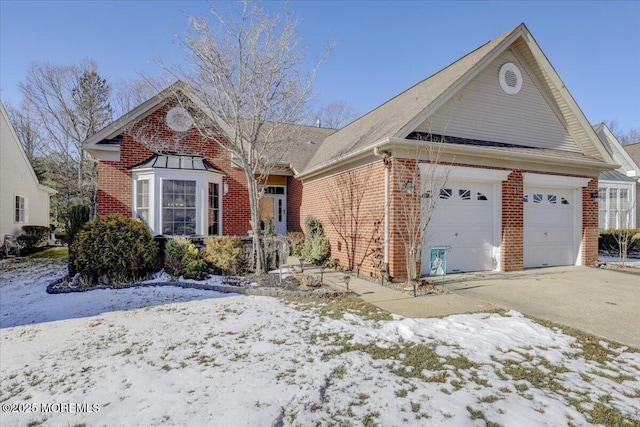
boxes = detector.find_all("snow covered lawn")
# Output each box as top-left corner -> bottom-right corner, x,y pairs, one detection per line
1,258 -> 639,426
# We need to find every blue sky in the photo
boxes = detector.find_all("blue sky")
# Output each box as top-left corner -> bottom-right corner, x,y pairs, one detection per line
1,0 -> 639,133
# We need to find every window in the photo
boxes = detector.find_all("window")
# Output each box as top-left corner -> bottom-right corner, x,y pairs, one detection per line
208,182 -> 220,235
598,184 -> 636,229
608,189 -> 618,229
162,180 -> 197,235
547,194 -> 557,204
263,186 -> 285,195
459,189 -> 471,200
14,195 -> 25,223
533,194 -> 543,203
620,189 -> 630,229
131,153 -> 224,237
439,188 -> 452,199
136,180 -> 150,225
477,192 -> 488,201
523,194 -> 528,203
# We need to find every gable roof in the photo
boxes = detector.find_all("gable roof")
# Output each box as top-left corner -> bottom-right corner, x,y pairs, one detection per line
300,23 -> 614,176
0,101 -> 56,194
623,142 -> 640,167
593,123 -> 640,177
83,82 -> 335,172
83,81 -> 189,157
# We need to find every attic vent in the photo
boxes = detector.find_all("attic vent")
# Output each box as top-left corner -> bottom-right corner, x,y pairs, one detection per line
499,62 -> 522,95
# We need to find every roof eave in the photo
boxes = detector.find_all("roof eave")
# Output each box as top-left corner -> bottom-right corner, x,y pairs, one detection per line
382,137 -> 618,172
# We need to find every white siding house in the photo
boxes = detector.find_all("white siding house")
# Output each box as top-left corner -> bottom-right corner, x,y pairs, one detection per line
0,101 -> 55,239
593,123 -> 640,230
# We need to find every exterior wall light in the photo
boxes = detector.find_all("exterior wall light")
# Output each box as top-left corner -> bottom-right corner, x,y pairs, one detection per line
223,181 -> 229,196
405,180 -> 413,194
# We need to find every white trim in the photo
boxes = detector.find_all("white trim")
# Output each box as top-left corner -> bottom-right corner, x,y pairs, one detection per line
13,194 -> 26,224
499,62 -> 523,95
132,169 -> 224,236
523,172 -> 590,188
424,164 -> 511,182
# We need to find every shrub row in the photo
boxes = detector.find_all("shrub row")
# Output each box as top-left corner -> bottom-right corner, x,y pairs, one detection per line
599,229 -> 640,254
71,214 -> 250,286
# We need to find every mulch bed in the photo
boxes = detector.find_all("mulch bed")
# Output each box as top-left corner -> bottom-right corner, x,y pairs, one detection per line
46,271 -> 351,299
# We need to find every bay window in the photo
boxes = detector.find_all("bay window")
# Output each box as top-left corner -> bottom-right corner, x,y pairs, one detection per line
130,153 -> 223,236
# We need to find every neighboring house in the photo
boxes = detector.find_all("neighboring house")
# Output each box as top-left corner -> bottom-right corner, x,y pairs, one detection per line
622,141 -> 640,227
0,101 -> 56,239
592,123 -> 639,230
86,23 -> 618,279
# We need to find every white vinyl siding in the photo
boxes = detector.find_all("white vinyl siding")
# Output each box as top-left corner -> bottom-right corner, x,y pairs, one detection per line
417,49 -> 577,152
1,103 -> 53,238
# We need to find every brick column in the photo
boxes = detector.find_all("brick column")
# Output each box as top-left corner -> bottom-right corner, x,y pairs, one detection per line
502,170 -> 523,271
582,177 -> 599,267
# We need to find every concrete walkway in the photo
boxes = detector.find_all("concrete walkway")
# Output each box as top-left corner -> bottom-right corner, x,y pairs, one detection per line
290,258 -> 640,348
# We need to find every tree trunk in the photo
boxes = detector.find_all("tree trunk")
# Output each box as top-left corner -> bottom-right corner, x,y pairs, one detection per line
246,171 -> 266,274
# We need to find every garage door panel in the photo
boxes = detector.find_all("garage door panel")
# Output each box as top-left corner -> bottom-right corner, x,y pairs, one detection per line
524,186 -> 578,268
423,181 -> 497,275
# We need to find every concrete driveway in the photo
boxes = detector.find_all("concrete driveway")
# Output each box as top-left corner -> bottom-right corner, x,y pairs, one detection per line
447,266 -> 640,348
294,258 -> 640,348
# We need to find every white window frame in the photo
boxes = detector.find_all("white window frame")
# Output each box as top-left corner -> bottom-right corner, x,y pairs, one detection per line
132,169 -> 223,236
14,195 -> 26,223
598,181 -> 636,230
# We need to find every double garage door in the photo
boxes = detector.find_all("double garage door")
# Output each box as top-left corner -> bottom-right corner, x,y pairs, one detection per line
421,168 -> 585,275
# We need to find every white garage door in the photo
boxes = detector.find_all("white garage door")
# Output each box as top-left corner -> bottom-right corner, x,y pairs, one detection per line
524,186 -> 578,268
422,182 -> 497,275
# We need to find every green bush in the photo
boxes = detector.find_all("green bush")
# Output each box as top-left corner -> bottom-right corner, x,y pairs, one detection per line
287,232 -> 305,256
305,216 -> 323,236
55,232 -> 67,244
67,204 -> 90,246
305,234 -> 330,263
303,216 -> 330,264
203,237 -> 249,275
164,238 -> 209,280
17,226 -> 50,250
72,215 -> 158,285
182,244 -> 209,280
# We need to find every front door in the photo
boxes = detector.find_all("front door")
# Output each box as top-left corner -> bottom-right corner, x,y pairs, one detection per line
260,186 -> 286,235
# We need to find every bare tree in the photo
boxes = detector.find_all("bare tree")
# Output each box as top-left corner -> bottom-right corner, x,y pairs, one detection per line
19,60 -> 113,214
112,76 -> 162,118
5,101 -> 48,181
326,170 -> 382,271
315,100 -> 358,129
605,119 -> 640,145
162,1 -> 329,273
393,139 -> 449,282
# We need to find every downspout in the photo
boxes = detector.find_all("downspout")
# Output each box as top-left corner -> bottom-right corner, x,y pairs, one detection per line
374,146 -> 391,278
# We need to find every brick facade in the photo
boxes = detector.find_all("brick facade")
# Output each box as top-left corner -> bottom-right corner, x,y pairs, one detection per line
300,160 -> 599,280
502,171 -> 524,271
300,162 -> 386,278
98,105 -> 600,277
582,177 -> 599,267
97,105 -> 252,236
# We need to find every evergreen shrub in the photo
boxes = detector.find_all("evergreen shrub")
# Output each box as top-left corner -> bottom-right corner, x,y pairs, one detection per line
72,214 -> 158,285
